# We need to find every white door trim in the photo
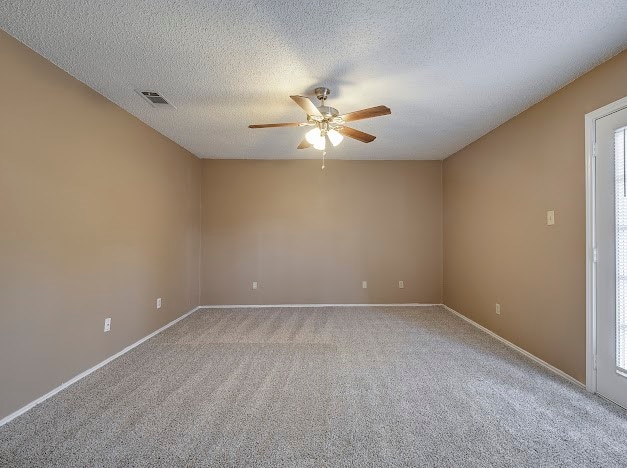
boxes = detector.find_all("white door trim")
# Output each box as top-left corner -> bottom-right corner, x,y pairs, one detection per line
585,96 -> 627,393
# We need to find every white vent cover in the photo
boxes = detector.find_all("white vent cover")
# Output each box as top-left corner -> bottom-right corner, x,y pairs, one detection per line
137,91 -> 174,107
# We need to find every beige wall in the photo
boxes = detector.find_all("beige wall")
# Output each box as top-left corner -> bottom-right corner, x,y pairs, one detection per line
443,50 -> 627,383
0,31 -> 202,419
200,159 -> 443,305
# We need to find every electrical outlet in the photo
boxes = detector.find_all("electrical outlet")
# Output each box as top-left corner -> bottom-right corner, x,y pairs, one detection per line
496,303 -> 501,315
156,298 -> 161,309
362,281 -> 368,289
398,280 -> 404,289
252,281 -> 258,290
104,318 -> 111,332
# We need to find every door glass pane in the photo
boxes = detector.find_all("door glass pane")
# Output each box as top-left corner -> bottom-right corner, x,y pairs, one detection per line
616,126 -> 627,373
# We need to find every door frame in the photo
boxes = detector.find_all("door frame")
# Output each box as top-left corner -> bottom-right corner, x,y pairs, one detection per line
585,96 -> 627,393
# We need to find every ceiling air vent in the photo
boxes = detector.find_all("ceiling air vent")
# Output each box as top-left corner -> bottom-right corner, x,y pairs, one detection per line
137,91 -> 174,108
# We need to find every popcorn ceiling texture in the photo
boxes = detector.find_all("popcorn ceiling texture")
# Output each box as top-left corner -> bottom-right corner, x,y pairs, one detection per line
0,1 -> 626,160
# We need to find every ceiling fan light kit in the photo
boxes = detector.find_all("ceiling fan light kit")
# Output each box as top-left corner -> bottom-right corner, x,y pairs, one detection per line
327,129 -> 344,146
248,87 -> 391,168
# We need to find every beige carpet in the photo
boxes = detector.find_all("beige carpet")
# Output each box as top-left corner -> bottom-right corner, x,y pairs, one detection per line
1,305 -> 626,467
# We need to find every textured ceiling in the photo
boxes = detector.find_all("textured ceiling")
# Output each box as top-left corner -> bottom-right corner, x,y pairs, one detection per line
1,1 -> 626,160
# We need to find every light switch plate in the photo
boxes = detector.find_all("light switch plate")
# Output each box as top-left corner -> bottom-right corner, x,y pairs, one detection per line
156,298 -> 161,309
252,281 -> 258,290
362,281 -> 368,289
398,280 -> 404,289
547,210 -> 555,226
104,318 -> 111,332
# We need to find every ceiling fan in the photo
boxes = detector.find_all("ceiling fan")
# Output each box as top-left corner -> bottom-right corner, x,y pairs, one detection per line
248,87 -> 391,153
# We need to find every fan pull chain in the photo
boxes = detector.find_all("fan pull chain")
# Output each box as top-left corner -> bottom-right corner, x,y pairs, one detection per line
322,151 -> 326,170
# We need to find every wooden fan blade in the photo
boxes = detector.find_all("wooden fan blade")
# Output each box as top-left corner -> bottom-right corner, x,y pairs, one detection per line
337,126 -> 376,143
290,95 -> 322,117
340,105 -> 391,122
297,138 -> 312,149
248,122 -> 306,128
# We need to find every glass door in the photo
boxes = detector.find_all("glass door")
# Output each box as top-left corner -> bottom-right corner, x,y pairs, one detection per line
596,106 -> 627,409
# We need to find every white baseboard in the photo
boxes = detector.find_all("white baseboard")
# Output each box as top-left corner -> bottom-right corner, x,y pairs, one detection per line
199,303 -> 441,309
441,304 -> 584,388
0,305 -> 202,428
